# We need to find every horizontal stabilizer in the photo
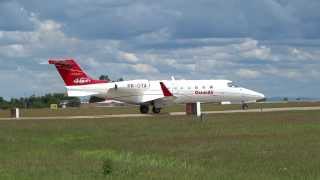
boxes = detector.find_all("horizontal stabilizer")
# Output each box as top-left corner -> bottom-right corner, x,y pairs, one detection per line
67,90 -> 98,97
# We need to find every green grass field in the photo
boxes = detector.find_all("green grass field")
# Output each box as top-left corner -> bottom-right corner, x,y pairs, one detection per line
0,110 -> 320,179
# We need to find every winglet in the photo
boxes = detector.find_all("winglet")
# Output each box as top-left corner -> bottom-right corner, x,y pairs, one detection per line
160,82 -> 173,97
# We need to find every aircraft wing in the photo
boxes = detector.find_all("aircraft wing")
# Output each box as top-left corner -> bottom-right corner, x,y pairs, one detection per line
107,82 -> 176,106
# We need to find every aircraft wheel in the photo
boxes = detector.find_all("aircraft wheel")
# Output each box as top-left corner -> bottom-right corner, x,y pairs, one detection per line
140,105 -> 149,114
152,107 -> 161,114
242,103 -> 249,110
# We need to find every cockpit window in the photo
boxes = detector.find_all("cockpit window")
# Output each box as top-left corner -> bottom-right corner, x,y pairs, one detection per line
227,82 -> 239,88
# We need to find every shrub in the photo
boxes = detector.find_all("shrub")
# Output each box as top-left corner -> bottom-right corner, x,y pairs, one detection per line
102,159 -> 113,176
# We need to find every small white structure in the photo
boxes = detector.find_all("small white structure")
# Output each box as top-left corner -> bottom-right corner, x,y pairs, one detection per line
196,102 -> 201,117
11,108 -> 20,119
221,101 -> 231,105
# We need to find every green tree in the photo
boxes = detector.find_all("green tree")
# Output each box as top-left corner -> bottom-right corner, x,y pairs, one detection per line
117,77 -> 124,82
99,75 -> 110,81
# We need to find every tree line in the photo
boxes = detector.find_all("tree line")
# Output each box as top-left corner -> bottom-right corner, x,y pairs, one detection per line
99,75 -> 124,82
0,94 -> 80,109
0,75 -> 122,109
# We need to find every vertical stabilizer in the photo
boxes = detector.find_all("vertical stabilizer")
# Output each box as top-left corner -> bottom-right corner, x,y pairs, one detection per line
49,59 -> 108,86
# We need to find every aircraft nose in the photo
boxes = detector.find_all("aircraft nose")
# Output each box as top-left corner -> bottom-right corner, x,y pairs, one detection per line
241,88 -> 266,102
255,92 -> 266,102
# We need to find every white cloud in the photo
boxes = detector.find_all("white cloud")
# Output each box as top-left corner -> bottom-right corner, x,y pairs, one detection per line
0,15 -> 80,59
119,52 -> 139,63
84,57 -> 100,68
237,39 -> 272,60
134,28 -> 172,44
236,69 -> 261,79
0,44 -> 29,58
131,64 -> 158,74
288,48 -> 319,61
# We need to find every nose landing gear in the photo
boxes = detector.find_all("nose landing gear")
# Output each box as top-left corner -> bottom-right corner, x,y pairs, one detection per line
241,103 -> 249,110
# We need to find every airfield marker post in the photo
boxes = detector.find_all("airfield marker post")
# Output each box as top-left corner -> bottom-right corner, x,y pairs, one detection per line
10,108 -> 20,119
196,102 -> 201,117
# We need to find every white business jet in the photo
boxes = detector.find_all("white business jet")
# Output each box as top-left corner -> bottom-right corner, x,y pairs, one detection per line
49,59 -> 265,113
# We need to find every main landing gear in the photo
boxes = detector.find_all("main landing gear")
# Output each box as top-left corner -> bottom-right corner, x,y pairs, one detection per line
140,105 -> 149,114
152,106 -> 161,114
139,104 -> 161,114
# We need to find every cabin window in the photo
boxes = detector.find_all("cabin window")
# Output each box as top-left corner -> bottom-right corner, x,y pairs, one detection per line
188,86 -> 191,90
180,87 -> 184,90
195,86 -> 198,89
202,86 -> 206,89
210,85 -> 213,89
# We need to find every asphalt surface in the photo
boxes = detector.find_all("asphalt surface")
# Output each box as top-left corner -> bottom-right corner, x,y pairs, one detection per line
1,106 -> 320,121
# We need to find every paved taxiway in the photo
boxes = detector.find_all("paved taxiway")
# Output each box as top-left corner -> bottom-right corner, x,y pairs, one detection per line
1,106 -> 320,121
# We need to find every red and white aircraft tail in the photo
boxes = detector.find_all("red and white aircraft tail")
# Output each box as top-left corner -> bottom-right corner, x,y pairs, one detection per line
49,59 -> 108,86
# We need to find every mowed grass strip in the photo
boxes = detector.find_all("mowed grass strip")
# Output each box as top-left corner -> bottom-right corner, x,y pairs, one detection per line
0,111 -> 319,179
1,101 -> 320,118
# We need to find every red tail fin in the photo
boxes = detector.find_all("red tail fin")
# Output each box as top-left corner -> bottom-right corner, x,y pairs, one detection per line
49,59 -> 108,86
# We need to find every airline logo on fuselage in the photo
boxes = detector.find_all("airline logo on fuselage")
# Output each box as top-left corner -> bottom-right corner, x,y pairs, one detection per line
194,90 -> 215,95
73,77 -> 91,84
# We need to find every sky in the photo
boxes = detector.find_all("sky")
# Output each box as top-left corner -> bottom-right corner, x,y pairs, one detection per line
0,0 -> 320,99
